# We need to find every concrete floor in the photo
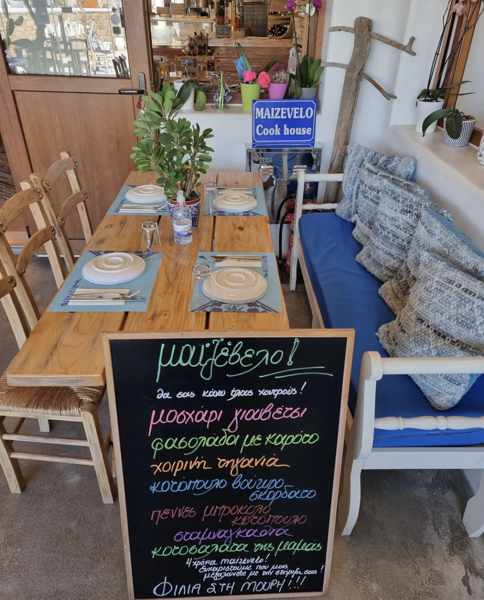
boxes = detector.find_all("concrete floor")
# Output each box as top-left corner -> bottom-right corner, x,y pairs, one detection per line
1,258 -> 483,600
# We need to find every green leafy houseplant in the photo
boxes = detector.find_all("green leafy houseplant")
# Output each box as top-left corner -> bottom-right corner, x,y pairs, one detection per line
131,84 -> 213,198
288,55 -> 323,98
422,106 -> 475,139
417,81 -> 472,102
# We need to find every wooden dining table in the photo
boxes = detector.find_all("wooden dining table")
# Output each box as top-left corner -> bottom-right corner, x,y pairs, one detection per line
6,170 -> 289,388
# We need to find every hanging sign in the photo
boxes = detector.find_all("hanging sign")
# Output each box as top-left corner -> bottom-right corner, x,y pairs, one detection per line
105,330 -> 353,600
252,100 -> 317,148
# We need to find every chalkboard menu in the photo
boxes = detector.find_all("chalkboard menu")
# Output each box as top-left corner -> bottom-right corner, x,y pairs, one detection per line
105,331 -> 353,600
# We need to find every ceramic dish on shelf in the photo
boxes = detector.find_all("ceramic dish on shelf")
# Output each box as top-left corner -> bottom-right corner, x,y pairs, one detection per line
214,190 -> 257,213
125,185 -> 167,205
82,252 -> 146,285
202,267 -> 267,304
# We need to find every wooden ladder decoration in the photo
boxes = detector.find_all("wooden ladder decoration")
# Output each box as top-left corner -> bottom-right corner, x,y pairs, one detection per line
325,17 -> 416,201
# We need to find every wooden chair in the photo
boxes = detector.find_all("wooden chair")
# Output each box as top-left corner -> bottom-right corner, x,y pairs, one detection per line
0,231 -> 114,503
39,151 -> 93,271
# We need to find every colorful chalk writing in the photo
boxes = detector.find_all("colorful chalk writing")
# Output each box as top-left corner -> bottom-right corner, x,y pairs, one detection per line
108,334 -> 350,599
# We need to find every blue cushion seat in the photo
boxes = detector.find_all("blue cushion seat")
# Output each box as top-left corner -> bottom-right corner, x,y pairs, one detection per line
299,212 -> 484,448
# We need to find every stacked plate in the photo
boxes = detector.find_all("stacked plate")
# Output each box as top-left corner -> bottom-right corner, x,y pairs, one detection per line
214,189 -> 257,213
125,185 -> 167,205
82,252 -> 146,285
202,267 -> 267,304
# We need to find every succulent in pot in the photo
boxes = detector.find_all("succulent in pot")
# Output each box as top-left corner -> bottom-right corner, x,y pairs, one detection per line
422,106 -> 476,147
268,69 -> 289,100
288,55 -> 323,99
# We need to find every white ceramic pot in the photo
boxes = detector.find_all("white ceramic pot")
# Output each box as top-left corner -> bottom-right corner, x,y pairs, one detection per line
444,118 -> 476,148
477,135 -> 484,165
416,99 -> 444,135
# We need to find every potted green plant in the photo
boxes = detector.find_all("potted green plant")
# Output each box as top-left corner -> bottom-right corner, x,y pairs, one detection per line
291,55 -> 323,99
131,86 -> 214,224
416,83 -> 471,134
422,106 -> 476,147
416,0 -> 482,133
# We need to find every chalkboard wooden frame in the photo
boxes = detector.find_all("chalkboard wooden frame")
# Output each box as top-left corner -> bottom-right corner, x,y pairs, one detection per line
104,329 -> 354,600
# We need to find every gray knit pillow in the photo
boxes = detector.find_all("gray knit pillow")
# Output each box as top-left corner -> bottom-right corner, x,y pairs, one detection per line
335,144 -> 417,222
355,173 -> 431,280
378,253 -> 484,410
380,208 -> 484,313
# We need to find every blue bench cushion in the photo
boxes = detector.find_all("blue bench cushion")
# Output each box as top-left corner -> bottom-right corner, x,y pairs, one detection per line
299,212 -> 484,448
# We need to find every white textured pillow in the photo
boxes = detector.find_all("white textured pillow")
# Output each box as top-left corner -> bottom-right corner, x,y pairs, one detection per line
336,144 -> 417,223
355,172 -> 431,281
378,253 -> 484,410
380,208 -> 484,314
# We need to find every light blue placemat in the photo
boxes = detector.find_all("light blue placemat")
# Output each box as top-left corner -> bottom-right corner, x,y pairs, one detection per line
108,185 -> 170,216
203,185 -> 268,217
49,250 -> 161,313
190,252 -> 281,313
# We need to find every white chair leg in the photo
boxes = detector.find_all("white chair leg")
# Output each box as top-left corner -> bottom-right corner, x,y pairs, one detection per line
340,457 -> 363,536
81,406 -> 114,504
463,472 -> 484,537
38,418 -> 50,433
0,420 -> 24,494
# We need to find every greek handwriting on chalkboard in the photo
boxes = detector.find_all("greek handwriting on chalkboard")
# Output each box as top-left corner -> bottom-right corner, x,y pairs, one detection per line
105,331 -> 353,600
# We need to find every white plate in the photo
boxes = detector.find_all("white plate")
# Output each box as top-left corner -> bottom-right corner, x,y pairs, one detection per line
202,268 -> 267,304
125,185 -> 167,205
214,191 -> 257,213
82,252 -> 146,285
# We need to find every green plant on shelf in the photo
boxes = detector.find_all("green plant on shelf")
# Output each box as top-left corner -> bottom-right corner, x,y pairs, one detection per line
422,106 -> 473,139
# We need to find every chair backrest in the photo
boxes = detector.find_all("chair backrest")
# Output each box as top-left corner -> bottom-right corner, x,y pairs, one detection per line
0,267 -> 28,350
289,168 -> 343,291
42,151 -> 93,245
0,206 -> 60,334
17,179 -> 66,288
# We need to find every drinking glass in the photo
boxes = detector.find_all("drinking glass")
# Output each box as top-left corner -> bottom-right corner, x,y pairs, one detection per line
141,221 -> 161,257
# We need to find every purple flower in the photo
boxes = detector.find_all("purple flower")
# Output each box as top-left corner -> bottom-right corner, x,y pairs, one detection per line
287,0 -> 296,12
313,0 -> 321,9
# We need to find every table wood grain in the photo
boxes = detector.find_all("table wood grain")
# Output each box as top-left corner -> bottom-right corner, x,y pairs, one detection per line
6,170 -> 288,387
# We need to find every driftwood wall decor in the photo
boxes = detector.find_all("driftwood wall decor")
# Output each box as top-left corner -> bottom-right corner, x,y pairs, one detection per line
325,17 -> 416,201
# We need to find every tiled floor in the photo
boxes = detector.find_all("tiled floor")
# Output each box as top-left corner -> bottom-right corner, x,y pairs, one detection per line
0,259 -> 483,600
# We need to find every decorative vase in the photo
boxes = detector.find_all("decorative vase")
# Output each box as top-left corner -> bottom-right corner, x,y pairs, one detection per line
416,99 -> 444,135
444,118 -> 476,148
240,83 -> 260,112
268,82 -> 288,100
300,87 -> 317,99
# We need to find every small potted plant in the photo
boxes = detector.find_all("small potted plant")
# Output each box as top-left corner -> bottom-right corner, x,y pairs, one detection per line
292,55 -> 323,99
234,45 -> 271,111
422,106 -> 476,147
416,83 -> 471,134
268,69 -> 289,100
131,87 -> 214,225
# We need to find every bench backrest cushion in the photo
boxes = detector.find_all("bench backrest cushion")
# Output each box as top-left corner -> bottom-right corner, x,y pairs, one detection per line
380,207 -> 484,313
355,170 -> 432,281
335,144 -> 417,222
378,253 -> 484,410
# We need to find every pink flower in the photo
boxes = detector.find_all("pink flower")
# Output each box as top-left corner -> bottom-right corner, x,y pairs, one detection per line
313,0 -> 321,9
257,70 -> 271,89
243,70 -> 257,83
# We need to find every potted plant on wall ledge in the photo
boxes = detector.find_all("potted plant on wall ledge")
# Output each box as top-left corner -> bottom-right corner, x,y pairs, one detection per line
417,0 -> 483,134
422,106 -> 476,147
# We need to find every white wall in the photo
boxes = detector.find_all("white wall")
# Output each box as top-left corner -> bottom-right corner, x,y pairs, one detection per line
185,0 -> 447,170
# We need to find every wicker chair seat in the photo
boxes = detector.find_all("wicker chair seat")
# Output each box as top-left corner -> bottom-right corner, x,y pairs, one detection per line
0,374 -> 104,417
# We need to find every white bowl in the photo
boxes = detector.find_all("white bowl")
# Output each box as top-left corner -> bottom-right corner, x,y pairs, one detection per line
214,191 -> 257,213
125,185 -> 166,205
202,268 -> 267,304
82,252 -> 146,285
